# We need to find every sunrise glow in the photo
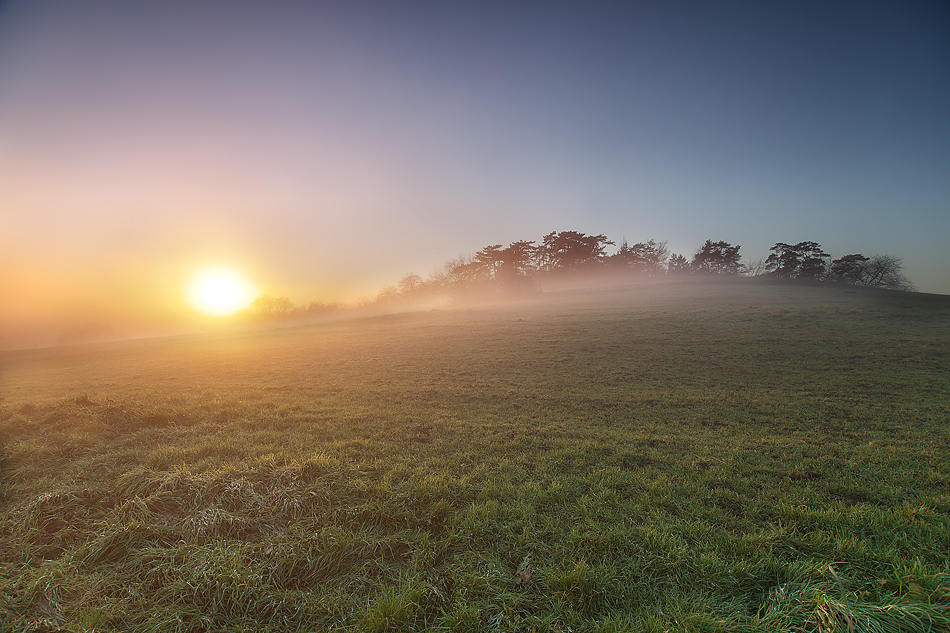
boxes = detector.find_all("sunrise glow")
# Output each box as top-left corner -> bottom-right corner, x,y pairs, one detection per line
187,268 -> 255,316
0,1 -> 947,351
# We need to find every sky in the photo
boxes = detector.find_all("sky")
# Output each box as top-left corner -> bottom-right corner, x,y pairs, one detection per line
1,0 -> 948,345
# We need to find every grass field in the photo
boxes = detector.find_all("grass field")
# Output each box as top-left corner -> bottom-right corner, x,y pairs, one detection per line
2,279 -> 949,632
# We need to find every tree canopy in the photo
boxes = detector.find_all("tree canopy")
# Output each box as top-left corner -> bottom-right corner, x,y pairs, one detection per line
765,241 -> 830,280
609,239 -> 669,276
691,240 -> 742,275
240,230 -> 916,322
538,231 -> 614,272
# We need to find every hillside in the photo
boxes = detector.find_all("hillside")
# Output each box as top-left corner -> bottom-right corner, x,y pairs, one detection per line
2,280 -> 949,632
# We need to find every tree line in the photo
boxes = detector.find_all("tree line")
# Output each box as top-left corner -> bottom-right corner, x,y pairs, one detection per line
245,231 -> 914,319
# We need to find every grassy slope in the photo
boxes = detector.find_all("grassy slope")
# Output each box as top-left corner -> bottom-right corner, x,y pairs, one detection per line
1,280 -> 949,632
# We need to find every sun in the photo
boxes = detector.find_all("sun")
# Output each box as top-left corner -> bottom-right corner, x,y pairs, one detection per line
187,267 -> 254,316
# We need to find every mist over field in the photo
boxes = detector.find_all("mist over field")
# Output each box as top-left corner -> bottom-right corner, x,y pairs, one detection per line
2,2 -> 949,626
0,229 -> 924,351
1,1 -> 948,352
3,281 -> 949,630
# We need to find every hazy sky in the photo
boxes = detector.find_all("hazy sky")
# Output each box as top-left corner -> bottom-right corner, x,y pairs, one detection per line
2,1 -> 948,342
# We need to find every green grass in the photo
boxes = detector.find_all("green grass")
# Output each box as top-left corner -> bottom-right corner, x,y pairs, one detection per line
2,279 -> 949,632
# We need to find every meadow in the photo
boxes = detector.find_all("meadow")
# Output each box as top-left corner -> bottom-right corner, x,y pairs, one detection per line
1,279 -> 949,632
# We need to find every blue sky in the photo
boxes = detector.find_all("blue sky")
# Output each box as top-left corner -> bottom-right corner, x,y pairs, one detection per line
1,1 -> 948,337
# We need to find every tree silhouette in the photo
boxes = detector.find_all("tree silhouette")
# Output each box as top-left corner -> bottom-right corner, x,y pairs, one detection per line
398,273 -> 423,295
741,256 -> 768,277
496,241 -> 537,292
538,231 -> 614,272
866,255 -> 914,290
828,254 -> 914,290
429,255 -> 473,291
691,240 -> 742,275
667,253 -> 691,275
473,244 -> 505,279
765,242 -> 829,279
250,295 -> 293,317
828,254 -> 870,285
408,232 -> 916,302
609,239 -> 669,275
498,240 -> 537,278
449,260 -> 485,286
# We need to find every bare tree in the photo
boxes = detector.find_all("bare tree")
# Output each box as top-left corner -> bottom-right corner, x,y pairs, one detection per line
828,254 -> 914,290
250,295 -> 293,317
398,273 -> 423,295
741,256 -> 768,277
862,255 -> 916,290
427,255 -> 471,291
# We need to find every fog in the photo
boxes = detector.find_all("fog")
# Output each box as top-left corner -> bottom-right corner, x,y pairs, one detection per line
2,2 -> 948,348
